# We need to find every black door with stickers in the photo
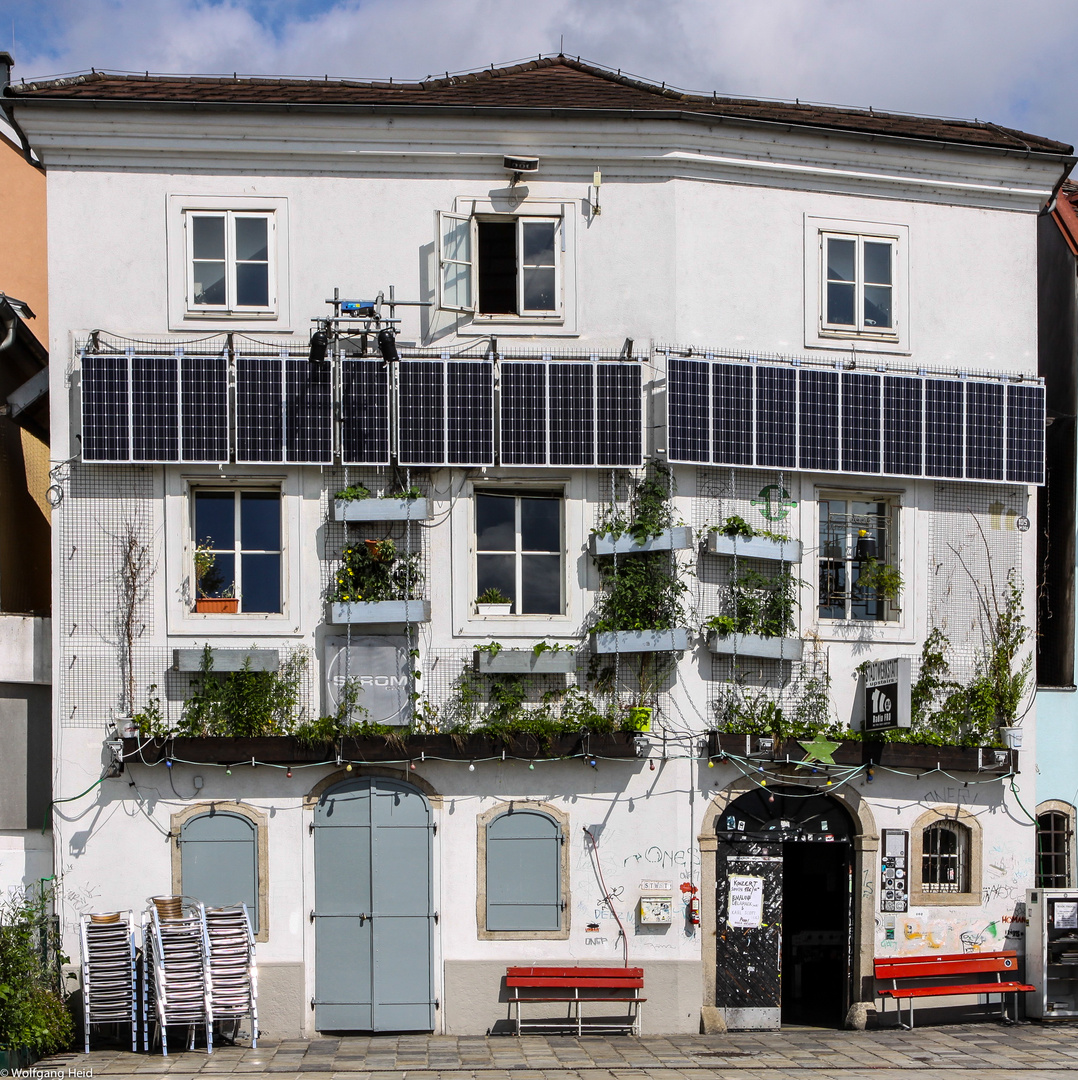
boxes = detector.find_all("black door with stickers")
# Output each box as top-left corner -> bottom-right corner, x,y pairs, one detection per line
716,786 -> 853,1028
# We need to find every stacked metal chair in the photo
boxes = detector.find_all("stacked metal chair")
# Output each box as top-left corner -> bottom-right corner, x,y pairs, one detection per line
204,904 -> 258,1048
79,911 -> 138,1053
142,897 -> 213,1055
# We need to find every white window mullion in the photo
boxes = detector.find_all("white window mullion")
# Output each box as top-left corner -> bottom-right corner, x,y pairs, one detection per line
233,491 -> 243,611
225,211 -> 236,312
515,497 -> 524,615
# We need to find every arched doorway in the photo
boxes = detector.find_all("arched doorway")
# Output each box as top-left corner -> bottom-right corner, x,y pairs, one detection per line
715,785 -> 854,1028
312,776 -> 435,1032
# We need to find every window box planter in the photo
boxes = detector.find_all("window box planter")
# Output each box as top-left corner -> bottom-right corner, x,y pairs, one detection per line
707,632 -> 804,661
707,533 -> 802,563
475,602 -> 512,616
589,526 -> 694,557
173,648 -> 279,672
474,649 -> 577,674
122,730 -> 645,765
195,598 -> 239,614
329,600 -> 431,625
592,628 -> 691,653
0,1049 -> 38,1071
706,731 -> 1017,775
333,498 -> 428,522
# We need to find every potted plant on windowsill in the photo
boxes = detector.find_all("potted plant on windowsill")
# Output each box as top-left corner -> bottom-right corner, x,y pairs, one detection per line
332,483 -> 429,522
194,542 -> 239,614
475,587 -> 512,616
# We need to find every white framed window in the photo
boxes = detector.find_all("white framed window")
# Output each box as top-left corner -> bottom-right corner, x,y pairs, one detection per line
186,211 -> 273,313
475,490 -> 563,615
804,216 -> 908,352
436,199 -> 577,331
167,195 -> 290,330
193,487 -> 282,614
818,495 -> 900,622
909,807 -> 982,907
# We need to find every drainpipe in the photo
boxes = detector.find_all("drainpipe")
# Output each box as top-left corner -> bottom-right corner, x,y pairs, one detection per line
0,300 -> 16,353
0,52 -> 41,169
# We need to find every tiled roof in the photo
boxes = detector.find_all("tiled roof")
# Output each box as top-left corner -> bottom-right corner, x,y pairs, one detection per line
8,55 -> 1072,155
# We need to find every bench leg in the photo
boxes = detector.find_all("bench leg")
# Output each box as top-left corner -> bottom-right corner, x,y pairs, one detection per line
576,989 -> 582,1039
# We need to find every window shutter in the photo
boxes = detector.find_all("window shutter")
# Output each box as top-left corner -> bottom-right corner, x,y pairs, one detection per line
486,811 -> 561,931
180,812 -> 259,930
437,210 -> 474,313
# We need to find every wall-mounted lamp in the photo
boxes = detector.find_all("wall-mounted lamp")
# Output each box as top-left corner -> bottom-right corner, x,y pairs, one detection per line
591,168 -> 602,216
377,327 -> 400,364
504,154 -> 539,186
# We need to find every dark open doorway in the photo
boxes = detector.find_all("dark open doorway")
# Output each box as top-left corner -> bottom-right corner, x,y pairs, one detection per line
781,840 -> 850,1026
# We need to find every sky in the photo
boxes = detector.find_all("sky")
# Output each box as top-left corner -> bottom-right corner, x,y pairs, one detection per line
4,0 -> 1078,153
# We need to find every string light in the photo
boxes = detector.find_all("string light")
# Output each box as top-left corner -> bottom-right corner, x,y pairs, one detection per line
286,768 -> 292,778
528,762 -> 535,770
649,759 -> 656,771
468,761 -> 475,772
345,762 -> 353,772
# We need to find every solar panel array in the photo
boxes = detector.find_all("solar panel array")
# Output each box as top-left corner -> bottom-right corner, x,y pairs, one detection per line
340,359 -> 391,465
397,359 -> 494,466
500,361 -> 642,467
82,353 -> 229,463
668,357 -> 1045,484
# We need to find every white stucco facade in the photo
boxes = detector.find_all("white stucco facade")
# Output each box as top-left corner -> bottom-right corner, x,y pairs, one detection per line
13,62 -> 1071,1035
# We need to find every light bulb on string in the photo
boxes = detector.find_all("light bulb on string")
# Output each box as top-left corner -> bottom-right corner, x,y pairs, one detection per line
649,760 -> 656,771
468,761 -> 475,772
345,762 -> 353,772
165,759 -> 173,769
707,760 -> 714,768
225,768 -> 231,776
286,768 -> 292,778
528,762 -> 535,771
409,761 -> 416,771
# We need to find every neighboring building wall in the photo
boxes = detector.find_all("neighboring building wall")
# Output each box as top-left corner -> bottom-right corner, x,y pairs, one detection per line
0,131 -> 47,343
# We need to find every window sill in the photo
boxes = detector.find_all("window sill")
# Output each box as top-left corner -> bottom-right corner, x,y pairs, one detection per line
477,927 -> 571,941
814,619 -> 915,645
169,612 -> 300,637
459,615 -> 573,636
908,891 -> 981,908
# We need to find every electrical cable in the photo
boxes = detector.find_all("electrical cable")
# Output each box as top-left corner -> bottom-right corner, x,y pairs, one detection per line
584,826 -> 628,967
43,773 -> 110,833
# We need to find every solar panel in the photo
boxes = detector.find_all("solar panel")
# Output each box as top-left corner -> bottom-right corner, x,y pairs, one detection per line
667,358 -> 709,464
549,363 -> 595,466
755,366 -> 796,468
965,381 -> 1004,481
925,379 -> 963,478
236,357 -> 284,463
285,359 -> 333,464
1006,383 -> 1045,484
597,363 -> 643,467
798,369 -> 839,471
841,372 -> 881,474
341,359 -> 390,465
131,356 -> 179,462
81,354 -> 131,461
181,356 -> 229,463
500,362 -> 546,465
398,360 -> 446,465
713,363 -> 753,466
883,375 -> 922,476
447,360 -> 494,466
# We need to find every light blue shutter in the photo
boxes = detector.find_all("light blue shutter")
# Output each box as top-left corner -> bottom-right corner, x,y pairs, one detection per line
486,810 -> 561,931
180,811 -> 258,930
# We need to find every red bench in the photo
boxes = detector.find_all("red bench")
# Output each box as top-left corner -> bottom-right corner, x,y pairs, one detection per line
874,951 -> 1034,1028
505,966 -> 645,1035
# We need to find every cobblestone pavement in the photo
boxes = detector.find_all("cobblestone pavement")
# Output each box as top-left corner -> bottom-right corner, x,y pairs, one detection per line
28,1023 -> 1078,1080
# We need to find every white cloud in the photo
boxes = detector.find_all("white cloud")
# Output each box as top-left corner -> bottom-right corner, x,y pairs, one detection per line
9,0 -> 1078,150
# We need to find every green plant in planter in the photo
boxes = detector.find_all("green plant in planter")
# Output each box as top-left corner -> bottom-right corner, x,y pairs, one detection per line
193,542 -> 234,598
389,484 -> 424,500
330,538 -> 423,603
592,552 -> 688,632
596,459 -> 677,542
334,483 -> 372,502
476,587 -> 511,604
706,567 -> 800,639
718,514 -> 754,539
0,890 -> 74,1057
854,558 -> 903,602
176,646 -> 308,737
132,684 -> 168,738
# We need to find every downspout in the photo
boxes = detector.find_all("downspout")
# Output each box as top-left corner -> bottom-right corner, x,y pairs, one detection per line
0,301 -> 17,353
0,52 -> 42,170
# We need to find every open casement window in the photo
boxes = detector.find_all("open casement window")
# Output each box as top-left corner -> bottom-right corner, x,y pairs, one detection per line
921,821 -> 970,894
179,811 -> 259,931
185,211 -> 275,315
820,232 -> 896,338
486,809 -> 563,931
818,496 -> 899,622
437,211 -> 562,318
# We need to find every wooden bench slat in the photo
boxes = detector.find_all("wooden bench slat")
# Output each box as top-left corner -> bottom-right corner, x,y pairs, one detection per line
509,996 -> 648,1003
880,982 -> 1034,999
507,978 -> 643,988
508,966 -> 643,977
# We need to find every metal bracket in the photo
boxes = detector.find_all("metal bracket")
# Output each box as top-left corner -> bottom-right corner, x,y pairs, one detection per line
433,911 -> 439,924
309,910 -> 315,923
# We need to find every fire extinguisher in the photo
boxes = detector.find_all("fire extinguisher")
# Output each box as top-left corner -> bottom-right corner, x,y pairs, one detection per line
681,882 -> 700,925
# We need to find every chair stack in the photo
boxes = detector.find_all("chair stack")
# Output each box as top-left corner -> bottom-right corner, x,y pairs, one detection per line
79,911 -> 137,1053
142,899 -> 213,1055
204,905 -> 258,1048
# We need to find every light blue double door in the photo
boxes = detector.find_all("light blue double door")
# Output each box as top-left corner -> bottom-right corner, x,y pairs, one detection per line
313,777 -> 435,1031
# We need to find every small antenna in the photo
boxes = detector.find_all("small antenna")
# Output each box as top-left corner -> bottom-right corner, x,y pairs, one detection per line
560,34 -> 564,54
